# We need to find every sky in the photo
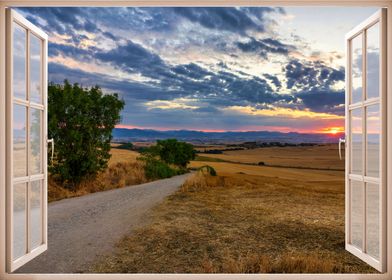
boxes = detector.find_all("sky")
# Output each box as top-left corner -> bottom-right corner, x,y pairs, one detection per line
18,6 -> 378,134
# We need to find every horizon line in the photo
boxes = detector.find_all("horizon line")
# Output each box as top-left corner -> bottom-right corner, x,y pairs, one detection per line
115,125 -> 345,135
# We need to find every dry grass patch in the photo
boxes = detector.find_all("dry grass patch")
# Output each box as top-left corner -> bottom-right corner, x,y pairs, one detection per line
93,171 -> 375,273
48,148 -> 148,202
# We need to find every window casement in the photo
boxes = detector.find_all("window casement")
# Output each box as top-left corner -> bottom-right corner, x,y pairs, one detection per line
0,1 -> 391,280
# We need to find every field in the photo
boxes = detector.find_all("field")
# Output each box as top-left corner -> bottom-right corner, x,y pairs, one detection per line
93,144 -> 375,273
196,144 -> 345,170
108,144 -> 140,165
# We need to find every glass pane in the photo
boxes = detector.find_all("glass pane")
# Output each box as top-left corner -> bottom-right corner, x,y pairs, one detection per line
366,23 -> 380,100
351,180 -> 363,249
13,182 -> 26,260
31,180 -> 42,249
351,34 -> 363,104
366,183 -> 379,260
13,23 -> 26,100
29,108 -> 42,175
30,35 -> 42,104
351,108 -> 362,175
366,105 -> 380,178
13,104 -> 27,177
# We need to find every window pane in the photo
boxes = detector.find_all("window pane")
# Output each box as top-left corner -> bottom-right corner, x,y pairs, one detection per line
351,108 -> 362,175
366,183 -> 379,260
351,34 -> 363,104
29,108 -> 42,175
13,104 -> 27,177
31,180 -> 43,250
30,35 -> 42,104
366,23 -> 380,100
13,23 -> 26,100
351,180 -> 363,249
366,104 -> 380,178
13,182 -> 26,260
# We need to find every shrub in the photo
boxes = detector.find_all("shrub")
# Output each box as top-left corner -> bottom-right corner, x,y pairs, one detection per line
198,165 -> 217,176
143,157 -> 177,180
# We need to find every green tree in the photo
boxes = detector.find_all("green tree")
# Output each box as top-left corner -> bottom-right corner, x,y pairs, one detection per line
48,80 -> 124,187
144,139 -> 195,168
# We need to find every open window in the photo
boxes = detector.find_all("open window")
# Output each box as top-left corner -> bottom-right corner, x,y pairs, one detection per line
345,8 -> 387,272
6,9 -> 48,272
1,5 -> 389,276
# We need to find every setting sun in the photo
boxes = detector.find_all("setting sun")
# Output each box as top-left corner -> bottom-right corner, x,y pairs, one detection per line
321,127 -> 344,135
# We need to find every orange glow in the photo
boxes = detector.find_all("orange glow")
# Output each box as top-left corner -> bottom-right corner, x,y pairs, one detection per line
116,124 -> 342,134
320,127 -> 345,135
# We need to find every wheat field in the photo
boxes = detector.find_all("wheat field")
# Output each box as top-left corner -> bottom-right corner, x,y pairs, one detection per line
197,144 -> 345,170
93,144 -> 375,273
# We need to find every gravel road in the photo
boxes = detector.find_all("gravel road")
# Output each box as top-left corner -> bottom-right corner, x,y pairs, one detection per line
16,173 -> 190,273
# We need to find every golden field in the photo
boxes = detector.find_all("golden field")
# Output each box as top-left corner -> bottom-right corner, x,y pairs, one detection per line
93,144 -> 375,273
196,144 -> 345,170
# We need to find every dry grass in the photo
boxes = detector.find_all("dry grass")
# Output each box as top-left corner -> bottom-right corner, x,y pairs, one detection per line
93,169 -> 376,273
48,148 -> 147,202
108,147 -> 140,165
189,160 -> 343,181
198,144 -> 345,170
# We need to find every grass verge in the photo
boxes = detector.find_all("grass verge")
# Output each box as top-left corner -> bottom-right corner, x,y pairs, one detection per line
48,160 -> 148,202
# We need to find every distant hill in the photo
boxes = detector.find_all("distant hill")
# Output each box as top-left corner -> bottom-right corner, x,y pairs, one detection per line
112,128 -> 343,144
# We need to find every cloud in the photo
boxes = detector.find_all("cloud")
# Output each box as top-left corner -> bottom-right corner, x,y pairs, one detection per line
296,89 -> 345,115
19,7 -> 349,133
172,7 -> 281,34
145,98 -> 200,110
236,37 -> 295,58
223,105 -> 343,120
263,73 -> 282,89
284,59 -> 344,90
95,40 -> 168,79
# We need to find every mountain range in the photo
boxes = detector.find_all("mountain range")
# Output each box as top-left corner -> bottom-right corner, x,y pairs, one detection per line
112,128 -> 343,144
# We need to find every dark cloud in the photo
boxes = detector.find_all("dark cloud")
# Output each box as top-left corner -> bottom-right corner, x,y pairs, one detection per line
49,42 -> 95,60
282,59 -> 345,115
285,59 -> 344,90
19,7 -> 118,44
296,89 -> 345,115
236,37 -> 295,58
95,40 -> 167,78
172,63 -> 214,80
263,73 -> 282,89
172,7 -> 280,34
48,62 -> 177,102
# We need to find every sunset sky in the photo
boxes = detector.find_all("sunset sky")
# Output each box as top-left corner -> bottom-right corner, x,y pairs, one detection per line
19,7 -> 378,133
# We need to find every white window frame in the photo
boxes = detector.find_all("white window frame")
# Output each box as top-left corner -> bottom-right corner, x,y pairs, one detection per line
0,1 -> 391,280
6,9 -> 48,273
344,9 -> 387,272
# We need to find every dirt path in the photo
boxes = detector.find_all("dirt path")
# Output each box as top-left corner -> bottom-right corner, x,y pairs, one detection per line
16,173 -> 190,273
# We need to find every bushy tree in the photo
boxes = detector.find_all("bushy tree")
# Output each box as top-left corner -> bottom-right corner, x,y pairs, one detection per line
144,139 -> 195,168
48,80 -> 124,187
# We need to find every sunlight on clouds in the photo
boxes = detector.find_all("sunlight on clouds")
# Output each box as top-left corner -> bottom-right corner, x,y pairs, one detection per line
145,98 -> 200,110
330,80 -> 345,91
224,105 -> 344,120
50,33 -> 74,46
